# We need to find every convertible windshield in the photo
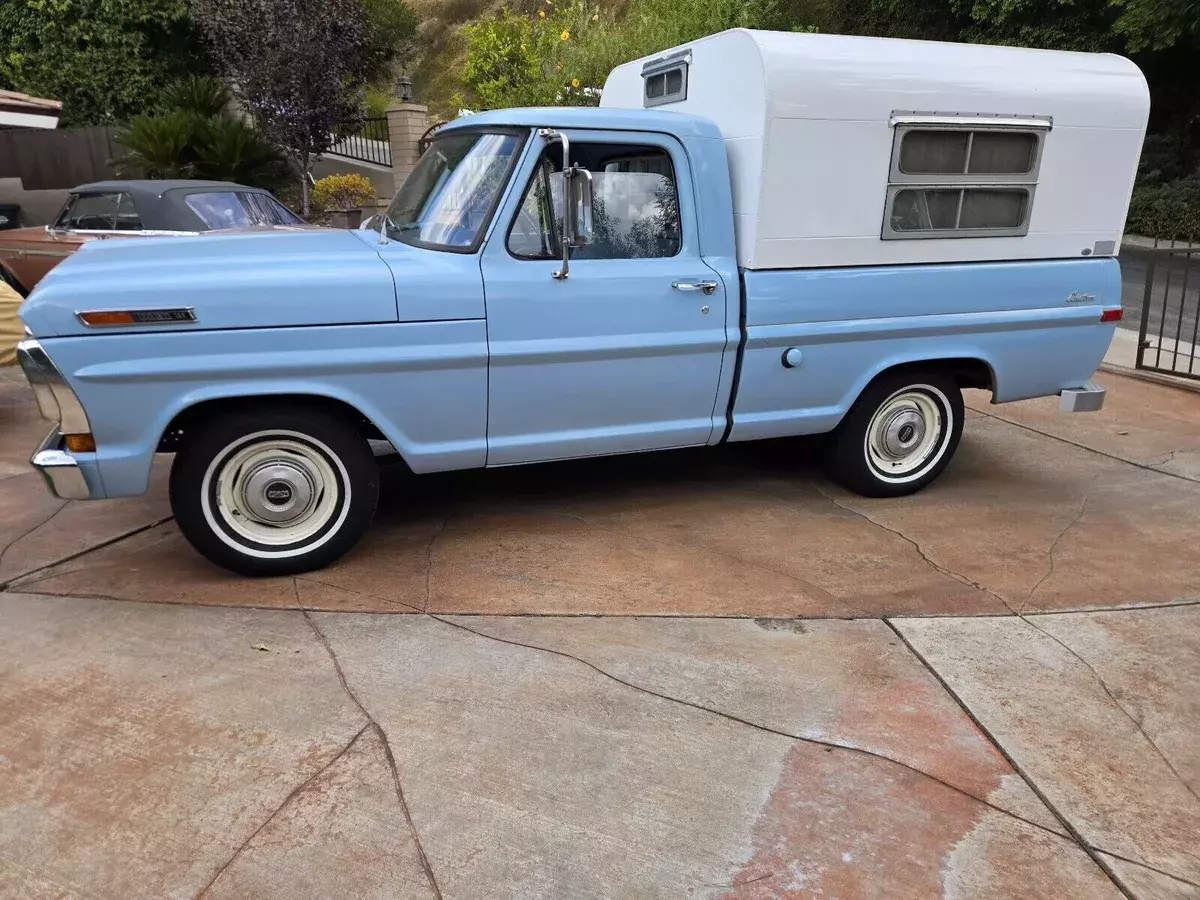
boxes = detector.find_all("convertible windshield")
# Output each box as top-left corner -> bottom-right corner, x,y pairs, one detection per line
384,130 -> 522,250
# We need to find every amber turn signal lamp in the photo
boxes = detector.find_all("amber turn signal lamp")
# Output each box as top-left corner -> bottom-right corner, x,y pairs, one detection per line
64,433 -> 96,453
1100,308 -> 1124,323
79,310 -> 136,326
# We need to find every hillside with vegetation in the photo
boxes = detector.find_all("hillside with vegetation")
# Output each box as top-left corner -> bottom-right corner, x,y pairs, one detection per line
2,0 -> 1198,235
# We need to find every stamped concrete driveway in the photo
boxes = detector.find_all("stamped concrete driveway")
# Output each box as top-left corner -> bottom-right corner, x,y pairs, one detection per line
1,365 -> 1198,899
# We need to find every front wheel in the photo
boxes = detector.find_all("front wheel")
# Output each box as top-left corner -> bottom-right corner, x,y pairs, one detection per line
824,371 -> 964,498
170,407 -> 379,576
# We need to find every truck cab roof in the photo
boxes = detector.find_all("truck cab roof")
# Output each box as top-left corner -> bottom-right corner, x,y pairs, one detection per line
441,106 -> 724,141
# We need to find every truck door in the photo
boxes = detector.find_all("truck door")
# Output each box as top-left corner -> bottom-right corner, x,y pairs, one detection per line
480,129 -> 729,465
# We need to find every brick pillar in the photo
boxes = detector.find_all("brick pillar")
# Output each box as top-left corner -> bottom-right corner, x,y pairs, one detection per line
387,100 -> 429,193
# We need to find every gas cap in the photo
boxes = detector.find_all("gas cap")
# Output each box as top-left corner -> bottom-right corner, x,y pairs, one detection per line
782,347 -> 803,368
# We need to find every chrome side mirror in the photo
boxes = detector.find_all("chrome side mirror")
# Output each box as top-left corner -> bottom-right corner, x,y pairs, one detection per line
564,165 -> 594,250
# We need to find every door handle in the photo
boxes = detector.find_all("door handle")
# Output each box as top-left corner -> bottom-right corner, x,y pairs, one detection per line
672,280 -> 718,295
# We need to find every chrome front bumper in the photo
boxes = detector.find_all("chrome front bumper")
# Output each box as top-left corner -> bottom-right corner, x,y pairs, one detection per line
17,337 -> 97,500
31,427 -> 94,500
1059,382 -> 1106,413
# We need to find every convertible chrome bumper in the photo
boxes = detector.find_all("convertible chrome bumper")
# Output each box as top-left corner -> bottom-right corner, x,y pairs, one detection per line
17,336 -> 97,500
1059,382 -> 1106,413
30,427 -> 94,500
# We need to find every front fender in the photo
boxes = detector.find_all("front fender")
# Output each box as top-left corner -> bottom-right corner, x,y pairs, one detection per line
39,321 -> 488,497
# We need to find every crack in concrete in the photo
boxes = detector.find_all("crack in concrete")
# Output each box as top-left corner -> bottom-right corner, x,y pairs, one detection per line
0,515 -> 173,592
1138,447 -> 1200,470
811,484 -> 1007,609
196,723 -> 371,899
551,509 -> 872,618
433,612 -> 1089,841
0,500 -> 68,578
697,870 -> 776,892
422,515 -> 449,613
306,576 -> 1077,847
970,407 -> 1200,484
1022,617 -> 1200,807
819,481 -> 1200,816
886,620 -> 1139,900
1018,477 -> 1097,614
298,588 -> 444,900
1098,849 -> 1200,891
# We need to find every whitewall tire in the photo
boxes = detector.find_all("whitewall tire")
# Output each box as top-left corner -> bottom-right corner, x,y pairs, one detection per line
825,370 -> 964,497
170,406 -> 379,576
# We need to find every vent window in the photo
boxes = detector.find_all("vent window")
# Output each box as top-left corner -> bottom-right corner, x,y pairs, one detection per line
642,52 -> 689,107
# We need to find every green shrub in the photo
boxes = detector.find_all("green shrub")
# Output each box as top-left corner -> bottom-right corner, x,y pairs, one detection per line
459,0 -> 792,110
161,75 -> 233,118
113,78 -> 285,188
312,173 -> 378,210
1127,174 -> 1200,240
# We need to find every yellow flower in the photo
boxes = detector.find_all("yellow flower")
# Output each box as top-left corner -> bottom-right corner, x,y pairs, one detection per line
560,29 -> 570,39
571,78 -> 580,88
591,12 -> 598,20
537,9 -> 545,16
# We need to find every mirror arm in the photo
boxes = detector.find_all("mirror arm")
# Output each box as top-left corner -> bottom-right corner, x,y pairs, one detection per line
540,128 -> 573,281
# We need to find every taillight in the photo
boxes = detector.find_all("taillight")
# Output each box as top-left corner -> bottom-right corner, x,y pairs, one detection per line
1101,308 -> 1123,323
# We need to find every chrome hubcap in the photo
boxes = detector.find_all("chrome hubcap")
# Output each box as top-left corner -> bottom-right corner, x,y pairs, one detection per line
878,408 -> 928,459
864,387 -> 951,482
240,461 -> 316,524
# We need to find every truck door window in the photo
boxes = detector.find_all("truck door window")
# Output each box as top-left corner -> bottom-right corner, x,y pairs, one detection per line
507,144 -> 681,260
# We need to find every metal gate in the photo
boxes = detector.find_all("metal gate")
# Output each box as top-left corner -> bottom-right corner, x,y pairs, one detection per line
1135,239 -> 1200,380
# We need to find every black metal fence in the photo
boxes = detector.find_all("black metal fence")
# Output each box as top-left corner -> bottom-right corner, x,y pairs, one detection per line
1133,238 -> 1200,381
329,117 -> 391,167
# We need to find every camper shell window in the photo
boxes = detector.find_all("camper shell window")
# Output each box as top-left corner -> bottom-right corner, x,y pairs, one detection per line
642,51 -> 689,107
883,113 -> 1050,240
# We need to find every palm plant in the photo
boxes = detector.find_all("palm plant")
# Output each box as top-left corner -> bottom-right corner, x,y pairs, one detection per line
112,110 -> 197,178
193,116 -> 286,187
112,77 -> 285,188
162,75 -> 234,118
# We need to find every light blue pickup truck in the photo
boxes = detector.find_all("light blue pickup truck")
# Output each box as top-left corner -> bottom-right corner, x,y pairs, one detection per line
16,31 -> 1145,575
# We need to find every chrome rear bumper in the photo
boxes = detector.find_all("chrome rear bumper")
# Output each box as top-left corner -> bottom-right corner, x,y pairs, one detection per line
31,428 -> 94,500
1059,382 -> 1106,413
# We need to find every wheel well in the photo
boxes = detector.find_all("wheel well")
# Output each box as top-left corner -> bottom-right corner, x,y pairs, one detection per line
872,358 -> 994,393
157,394 -> 388,452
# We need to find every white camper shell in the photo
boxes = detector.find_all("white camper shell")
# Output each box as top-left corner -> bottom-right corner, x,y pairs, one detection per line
601,29 -> 1150,270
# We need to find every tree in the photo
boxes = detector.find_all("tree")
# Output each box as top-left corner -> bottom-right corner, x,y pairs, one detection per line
360,0 -> 422,83
192,0 -> 375,215
0,0 -> 206,125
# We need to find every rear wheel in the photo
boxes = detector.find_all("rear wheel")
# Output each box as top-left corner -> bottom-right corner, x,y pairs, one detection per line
825,370 -> 964,497
170,406 -> 379,576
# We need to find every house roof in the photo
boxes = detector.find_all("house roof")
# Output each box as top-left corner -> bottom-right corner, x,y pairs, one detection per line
0,90 -> 62,114
0,89 -> 62,129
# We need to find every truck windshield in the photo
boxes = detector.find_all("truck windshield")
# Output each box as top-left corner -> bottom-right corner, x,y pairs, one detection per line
383,130 -> 522,251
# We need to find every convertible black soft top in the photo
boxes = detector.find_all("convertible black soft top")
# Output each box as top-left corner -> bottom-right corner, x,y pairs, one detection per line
69,179 -> 279,232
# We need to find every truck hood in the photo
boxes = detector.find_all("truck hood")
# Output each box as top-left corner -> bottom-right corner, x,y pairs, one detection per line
19,229 -> 400,338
